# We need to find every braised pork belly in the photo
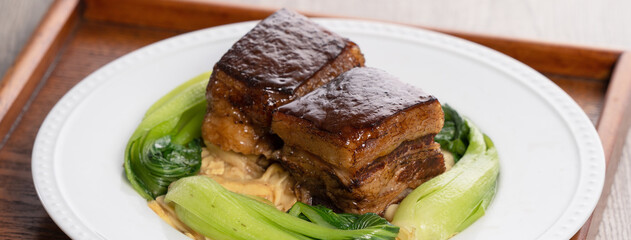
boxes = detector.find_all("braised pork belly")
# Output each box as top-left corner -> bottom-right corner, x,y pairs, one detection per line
202,9 -> 365,157
203,8 -> 444,215
272,67 -> 445,214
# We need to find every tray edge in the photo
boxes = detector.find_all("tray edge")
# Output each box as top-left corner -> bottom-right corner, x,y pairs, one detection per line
0,0 -> 81,148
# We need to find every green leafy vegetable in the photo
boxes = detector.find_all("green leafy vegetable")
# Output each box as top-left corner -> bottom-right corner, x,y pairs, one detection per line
435,104 -> 470,161
165,175 -> 400,240
392,116 -> 499,240
288,202 -> 399,235
124,71 -> 211,200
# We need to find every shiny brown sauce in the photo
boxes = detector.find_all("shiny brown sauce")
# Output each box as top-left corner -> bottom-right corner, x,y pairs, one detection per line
216,8 -> 346,94
277,67 -> 437,133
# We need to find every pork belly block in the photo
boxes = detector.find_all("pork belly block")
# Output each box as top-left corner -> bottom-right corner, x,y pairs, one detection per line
272,67 -> 445,214
202,9 -> 365,157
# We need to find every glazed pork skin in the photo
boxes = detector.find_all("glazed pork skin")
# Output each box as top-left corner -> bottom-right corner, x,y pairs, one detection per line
272,67 -> 444,172
272,67 -> 445,214
202,9 -> 365,157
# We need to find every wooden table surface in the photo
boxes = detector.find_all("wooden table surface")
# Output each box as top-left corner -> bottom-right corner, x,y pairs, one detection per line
1,0 -> 630,239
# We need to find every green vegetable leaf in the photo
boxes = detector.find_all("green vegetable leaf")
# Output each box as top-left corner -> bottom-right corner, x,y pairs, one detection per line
350,213 -> 395,232
287,202 -> 399,237
435,104 -> 470,161
166,175 -> 400,240
124,71 -> 211,200
392,111 -> 500,240
148,137 -> 202,168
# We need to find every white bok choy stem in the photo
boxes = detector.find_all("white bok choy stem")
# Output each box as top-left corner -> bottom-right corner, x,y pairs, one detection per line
392,119 -> 500,240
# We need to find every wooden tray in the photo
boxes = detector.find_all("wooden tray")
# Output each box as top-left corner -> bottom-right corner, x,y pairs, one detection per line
1,0 -> 629,239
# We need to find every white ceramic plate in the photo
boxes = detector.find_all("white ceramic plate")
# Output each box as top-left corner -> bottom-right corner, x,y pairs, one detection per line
32,19 -> 605,240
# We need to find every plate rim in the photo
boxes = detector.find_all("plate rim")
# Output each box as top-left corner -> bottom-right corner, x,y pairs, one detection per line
32,18 -> 605,240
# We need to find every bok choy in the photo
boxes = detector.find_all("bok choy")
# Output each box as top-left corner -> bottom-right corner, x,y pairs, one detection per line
391,106 -> 499,240
165,175 -> 400,240
124,71 -> 211,200
434,105 -> 470,161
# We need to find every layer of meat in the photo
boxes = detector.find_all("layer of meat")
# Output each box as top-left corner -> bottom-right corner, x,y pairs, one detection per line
271,67 -> 445,214
281,135 -> 444,214
202,9 -> 365,157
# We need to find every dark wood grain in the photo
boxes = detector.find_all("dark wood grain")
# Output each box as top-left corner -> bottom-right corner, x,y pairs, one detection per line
83,0 -> 276,32
0,17 -> 182,239
0,0 -> 628,239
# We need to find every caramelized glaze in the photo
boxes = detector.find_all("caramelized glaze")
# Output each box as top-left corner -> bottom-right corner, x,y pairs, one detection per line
277,67 -> 437,133
216,8 -> 346,94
